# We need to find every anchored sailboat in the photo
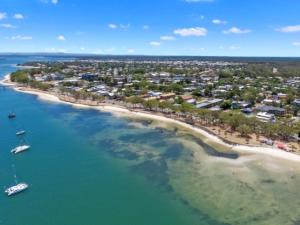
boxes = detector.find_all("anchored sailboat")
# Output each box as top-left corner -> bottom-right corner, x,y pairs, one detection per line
5,183 -> 29,196
16,130 -> 26,136
5,166 -> 29,196
11,145 -> 30,154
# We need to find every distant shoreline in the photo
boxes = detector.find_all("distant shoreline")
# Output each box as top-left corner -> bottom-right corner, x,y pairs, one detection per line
2,74 -> 300,162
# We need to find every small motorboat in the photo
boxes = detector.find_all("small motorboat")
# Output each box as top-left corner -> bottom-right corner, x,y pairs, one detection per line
8,113 -> 16,119
16,130 -> 26,136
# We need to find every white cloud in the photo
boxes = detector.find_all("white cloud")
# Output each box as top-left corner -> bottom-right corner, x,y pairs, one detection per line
127,49 -> 135,53
0,23 -> 16,29
93,49 -> 104,54
229,46 -> 240,50
119,24 -> 130,30
11,35 -> 32,40
105,47 -> 116,52
276,25 -> 300,33
108,23 -> 130,30
143,25 -> 149,30
57,35 -> 66,41
160,36 -> 176,41
150,41 -> 161,46
185,47 -> 205,52
108,24 -> 118,29
93,47 -> 116,54
174,27 -> 207,37
46,47 -> 67,53
292,42 -> 300,46
80,47 -> 86,51
41,0 -> 59,5
14,14 -> 24,19
0,12 -> 7,20
223,27 -> 251,34
75,31 -> 84,35
185,0 -> 214,2
212,19 -> 227,25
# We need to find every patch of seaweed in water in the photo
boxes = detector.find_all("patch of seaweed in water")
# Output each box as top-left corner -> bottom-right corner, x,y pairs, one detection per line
131,158 -> 172,190
261,179 -> 276,184
178,197 -> 233,225
95,138 -> 139,160
162,143 -> 184,160
292,219 -> 300,225
126,118 -> 153,127
184,134 -> 239,159
95,138 -> 118,151
118,131 -> 163,144
132,158 -> 231,225
152,141 -> 168,148
144,152 -> 156,160
107,150 -> 139,160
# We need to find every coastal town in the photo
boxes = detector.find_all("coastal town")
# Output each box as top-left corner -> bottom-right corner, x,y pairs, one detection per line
7,57 -> 300,153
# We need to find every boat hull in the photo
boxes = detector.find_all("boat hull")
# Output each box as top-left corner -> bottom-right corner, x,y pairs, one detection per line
5,183 -> 28,196
11,145 -> 30,154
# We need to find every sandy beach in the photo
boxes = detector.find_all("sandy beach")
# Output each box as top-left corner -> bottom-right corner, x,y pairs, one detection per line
2,74 -> 300,162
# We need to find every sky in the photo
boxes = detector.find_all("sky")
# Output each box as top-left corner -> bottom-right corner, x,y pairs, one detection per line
0,0 -> 300,56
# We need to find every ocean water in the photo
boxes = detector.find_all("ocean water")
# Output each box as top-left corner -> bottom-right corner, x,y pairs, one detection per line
1,55 -> 300,225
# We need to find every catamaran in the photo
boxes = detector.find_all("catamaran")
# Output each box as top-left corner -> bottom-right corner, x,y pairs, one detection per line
11,145 -> 30,154
16,130 -> 26,136
5,183 -> 28,196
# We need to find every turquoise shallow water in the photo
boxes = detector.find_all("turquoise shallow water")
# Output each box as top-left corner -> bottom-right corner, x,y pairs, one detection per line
0,56 -> 221,225
1,55 -> 300,225
0,89 -> 205,225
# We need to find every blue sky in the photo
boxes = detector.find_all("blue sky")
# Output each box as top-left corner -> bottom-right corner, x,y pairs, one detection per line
0,0 -> 300,56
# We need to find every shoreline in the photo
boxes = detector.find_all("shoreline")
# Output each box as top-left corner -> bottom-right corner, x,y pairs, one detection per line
2,75 -> 300,162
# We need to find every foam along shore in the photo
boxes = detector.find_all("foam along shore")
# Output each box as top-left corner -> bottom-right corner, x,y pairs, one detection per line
2,75 -> 300,162
0,74 -> 15,86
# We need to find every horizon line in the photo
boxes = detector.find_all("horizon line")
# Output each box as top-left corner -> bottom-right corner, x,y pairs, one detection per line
0,52 -> 300,58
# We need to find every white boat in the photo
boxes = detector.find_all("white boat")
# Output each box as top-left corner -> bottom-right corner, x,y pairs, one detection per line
11,145 -> 30,154
5,183 -> 28,196
16,130 -> 26,136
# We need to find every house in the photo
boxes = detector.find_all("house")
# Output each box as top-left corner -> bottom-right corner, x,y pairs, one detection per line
186,99 -> 197,105
148,91 -> 162,97
160,93 -> 176,100
293,99 -> 300,108
255,106 -> 285,116
231,101 -> 252,110
196,99 -> 224,109
81,74 -> 97,81
209,106 -> 221,111
181,95 -> 194,102
262,99 -> 281,106
212,89 -> 228,97
277,93 -> 288,100
51,73 -> 65,81
256,112 -> 276,123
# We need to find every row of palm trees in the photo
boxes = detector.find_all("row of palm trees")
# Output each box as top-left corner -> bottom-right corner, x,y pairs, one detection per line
125,96 -> 299,142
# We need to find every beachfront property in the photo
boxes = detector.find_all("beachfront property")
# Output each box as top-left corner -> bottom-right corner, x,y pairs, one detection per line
8,57 -> 300,152
255,106 -> 286,116
256,112 -> 276,123
196,99 -> 224,109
